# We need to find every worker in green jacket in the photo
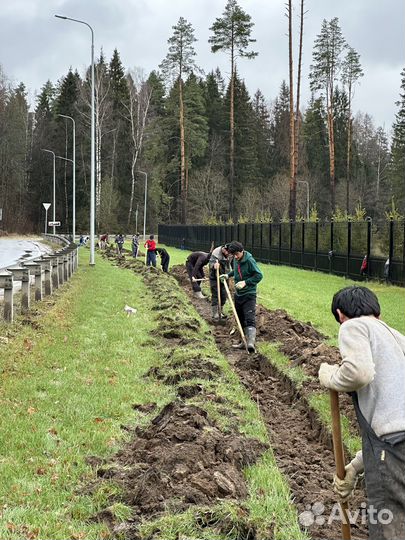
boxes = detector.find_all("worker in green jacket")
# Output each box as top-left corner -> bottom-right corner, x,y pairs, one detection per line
221,241 -> 263,353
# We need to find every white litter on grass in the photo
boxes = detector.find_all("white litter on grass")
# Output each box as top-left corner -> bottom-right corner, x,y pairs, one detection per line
124,305 -> 137,316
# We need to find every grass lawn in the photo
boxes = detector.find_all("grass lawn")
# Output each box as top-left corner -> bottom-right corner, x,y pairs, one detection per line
158,243 -> 405,342
0,251 -> 307,540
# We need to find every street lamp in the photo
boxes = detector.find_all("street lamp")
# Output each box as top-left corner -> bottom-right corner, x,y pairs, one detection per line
297,180 -> 310,221
56,155 -> 74,239
41,149 -> 56,234
55,14 -> 95,266
58,114 -> 76,243
138,171 -> 148,241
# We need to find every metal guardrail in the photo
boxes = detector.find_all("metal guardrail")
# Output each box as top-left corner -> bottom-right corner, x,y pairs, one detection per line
0,235 -> 78,322
158,220 -> 405,286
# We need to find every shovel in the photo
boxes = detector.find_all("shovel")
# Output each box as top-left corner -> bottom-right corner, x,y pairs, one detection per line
222,279 -> 248,352
216,266 -> 222,319
330,389 -> 352,540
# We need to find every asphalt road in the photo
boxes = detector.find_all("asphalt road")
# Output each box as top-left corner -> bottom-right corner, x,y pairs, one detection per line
0,238 -> 52,271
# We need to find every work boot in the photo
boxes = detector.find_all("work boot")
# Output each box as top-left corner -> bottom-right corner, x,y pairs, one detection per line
193,291 -> 205,299
245,326 -> 257,354
212,306 -> 220,321
232,328 -> 247,349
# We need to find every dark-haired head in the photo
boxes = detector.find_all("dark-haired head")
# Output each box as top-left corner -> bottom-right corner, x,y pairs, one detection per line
227,241 -> 244,254
150,234 -> 154,240
331,286 -> 380,323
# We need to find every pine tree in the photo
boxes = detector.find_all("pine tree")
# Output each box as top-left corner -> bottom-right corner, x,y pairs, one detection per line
341,46 -> 363,212
310,18 -> 347,213
160,17 -> 199,223
209,0 -> 257,220
390,67 -> 405,213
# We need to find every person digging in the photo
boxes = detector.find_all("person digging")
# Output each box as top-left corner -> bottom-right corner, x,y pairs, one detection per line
319,286 -> 405,540
220,241 -> 263,353
209,243 -> 232,321
186,251 -> 210,299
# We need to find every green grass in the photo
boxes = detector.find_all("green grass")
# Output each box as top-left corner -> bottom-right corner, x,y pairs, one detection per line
0,254 -> 175,539
159,243 -> 405,343
258,342 -> 309,389
0,252 -> 308,540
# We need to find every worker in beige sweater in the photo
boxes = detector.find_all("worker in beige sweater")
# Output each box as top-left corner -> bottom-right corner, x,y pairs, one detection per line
319,285 -> 405,540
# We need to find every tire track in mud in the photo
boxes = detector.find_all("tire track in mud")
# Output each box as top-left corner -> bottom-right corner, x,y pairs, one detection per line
171,264 -> 368,540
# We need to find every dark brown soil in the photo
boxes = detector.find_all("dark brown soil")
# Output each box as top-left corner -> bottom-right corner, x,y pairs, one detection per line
109,401 -> 268,515
171,264 -> 368,540
96,252 -> 271,538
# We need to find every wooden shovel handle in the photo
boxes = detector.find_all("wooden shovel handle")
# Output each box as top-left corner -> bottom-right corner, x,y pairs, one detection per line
330,390 -> 352,540
216,266 -> 222,317
223,279 -> 248,352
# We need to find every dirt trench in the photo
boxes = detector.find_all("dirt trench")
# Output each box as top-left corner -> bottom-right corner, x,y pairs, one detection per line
95,252 -> 272,539
171,264 -> 368,540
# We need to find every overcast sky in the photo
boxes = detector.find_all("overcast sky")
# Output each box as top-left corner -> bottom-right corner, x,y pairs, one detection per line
1,0 -> 404,131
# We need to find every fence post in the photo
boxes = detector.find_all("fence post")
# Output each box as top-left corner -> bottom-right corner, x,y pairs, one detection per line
346,219 -> 352,278
278,222 -> 282,264
0,271 -> 13,322
58,252 -> 64,284
269,222 -> 272,263
330,219 -> 334,274
301,219 -> 305,268
315,220 -> 319,271
366,217 -> 372,279
8,267 -> 30,314
260,222 -> 263,261
289,220 -> 293,265
388,218 -> 394,282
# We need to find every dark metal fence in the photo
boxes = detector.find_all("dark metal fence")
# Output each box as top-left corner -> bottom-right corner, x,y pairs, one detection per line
158,220 -> 405,286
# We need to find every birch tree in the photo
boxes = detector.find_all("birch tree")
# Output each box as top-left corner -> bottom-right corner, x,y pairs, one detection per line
209,0 -> 257,220
123,70 -> 152,227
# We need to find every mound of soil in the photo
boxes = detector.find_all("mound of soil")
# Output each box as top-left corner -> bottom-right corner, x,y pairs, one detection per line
103,401 -> 268,519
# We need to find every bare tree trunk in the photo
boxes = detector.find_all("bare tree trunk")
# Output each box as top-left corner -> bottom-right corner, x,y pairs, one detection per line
326,89 -> 336,212
294,0 -> 304,183
108,123 -> 119,217
346,84 -> 352,214
179,77 -> 186,224
288,0 -> 296,221
229,34 -> 235,221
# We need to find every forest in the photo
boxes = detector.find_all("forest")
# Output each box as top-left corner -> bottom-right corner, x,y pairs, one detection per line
0,0 -> 404,234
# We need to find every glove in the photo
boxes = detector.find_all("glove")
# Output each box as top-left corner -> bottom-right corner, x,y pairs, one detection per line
191,276 -> 197,282
318,362 -> 339,388
235,280 -> 246,290
219,274 -> 229,281
333,463 -> 358,502
214,262 -> 220,270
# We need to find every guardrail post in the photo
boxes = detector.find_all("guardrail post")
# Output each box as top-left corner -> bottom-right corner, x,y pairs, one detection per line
8,267 -> 30,314
40,257 -> 53,296
0,271 -> 13,322
24,262 -> 43,301
58,253 -> 64,284
52,256 -> 60,289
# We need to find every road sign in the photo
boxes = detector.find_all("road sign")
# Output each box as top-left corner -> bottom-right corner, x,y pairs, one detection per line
42,203 -> 51,211
48,221 -> 61,227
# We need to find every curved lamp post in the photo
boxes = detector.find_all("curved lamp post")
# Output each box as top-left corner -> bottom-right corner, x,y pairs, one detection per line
58,114 -> 76,242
